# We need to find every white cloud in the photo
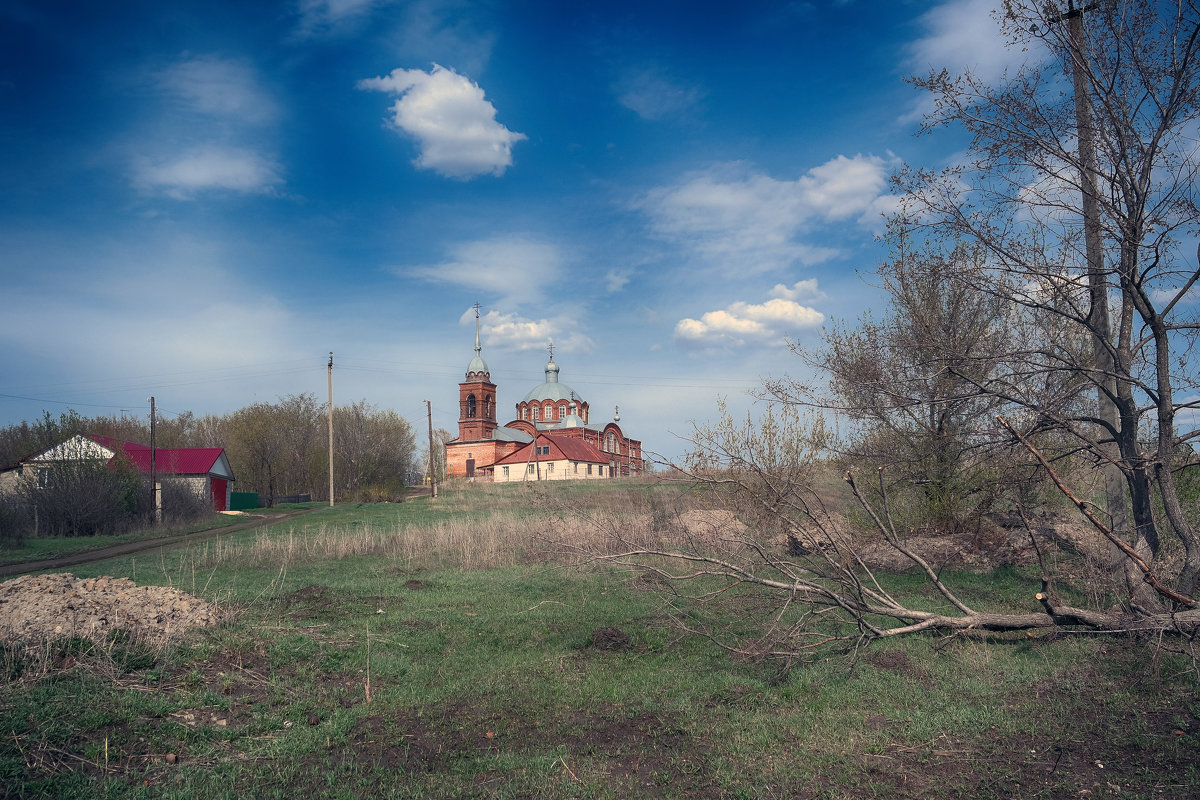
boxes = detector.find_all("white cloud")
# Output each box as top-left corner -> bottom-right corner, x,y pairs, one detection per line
407,235 -> 562,305
605,269 -> 631,292
394,0 -> 495,78
157,55 -> 277,124
126,55 -> 283,199
615,68 -> 704,121
907,0 -> 1024,83
133,147 -> 283,198
675,298 -> 824,350
359,64 -> 526,179
295,0 -> 389,37
769,278 -> 826,302
639,155 -> 894,273
461,308 -> 594,354
901,0 -> 1049,124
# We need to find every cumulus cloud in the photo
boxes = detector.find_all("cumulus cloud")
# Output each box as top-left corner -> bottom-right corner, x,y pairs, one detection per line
615,67 -> 704,121
639,155 -> 894,273
407,235 -> 562,304
359,64 -> 526,179
157,55 -> 277,124
460,308 -> 594,354
675,297 -> 824,350
133,147 -> 283,198
769,278 -> 826,302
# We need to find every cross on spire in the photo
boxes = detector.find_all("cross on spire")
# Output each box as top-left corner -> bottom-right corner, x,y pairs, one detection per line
547,341 -> 555,360
473,302 -> 482,355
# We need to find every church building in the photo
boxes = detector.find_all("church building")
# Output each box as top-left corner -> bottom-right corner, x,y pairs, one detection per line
445,314 -> 644,481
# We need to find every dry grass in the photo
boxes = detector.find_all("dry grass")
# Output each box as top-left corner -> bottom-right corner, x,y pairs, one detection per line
178,484 -> 750,572
183,513 -> 590,571
1,627 -> 176,684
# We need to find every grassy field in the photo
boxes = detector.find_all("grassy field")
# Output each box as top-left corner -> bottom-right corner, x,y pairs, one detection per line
1,481 -> 1198,799
0,503 -> 324,569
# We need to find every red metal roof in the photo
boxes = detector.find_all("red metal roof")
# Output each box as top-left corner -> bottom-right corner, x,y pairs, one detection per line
87,434 -> 226,476
492,432 -> 609,466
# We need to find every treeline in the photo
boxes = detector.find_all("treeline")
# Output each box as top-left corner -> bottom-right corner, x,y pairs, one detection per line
0,394 -> 421,506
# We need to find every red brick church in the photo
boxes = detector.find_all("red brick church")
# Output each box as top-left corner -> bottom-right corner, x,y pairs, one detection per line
445,314 -> 644,482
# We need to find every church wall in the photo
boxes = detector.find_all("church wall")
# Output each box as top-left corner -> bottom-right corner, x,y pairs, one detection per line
445,439 -> 521,480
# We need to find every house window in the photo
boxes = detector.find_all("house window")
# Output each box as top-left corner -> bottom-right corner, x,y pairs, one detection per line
573,464 -> 579,474
547,463 -> 554,473
528,464 -> 536,474
502,466 -> 509,478
587,464 -> 592,475
538,445 -> 550,456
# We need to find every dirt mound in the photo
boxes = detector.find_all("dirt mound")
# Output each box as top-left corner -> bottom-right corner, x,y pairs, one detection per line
0,573 -> 223,643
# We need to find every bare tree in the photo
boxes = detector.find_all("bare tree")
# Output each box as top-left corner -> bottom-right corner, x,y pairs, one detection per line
779,231 -> 1025,532
553,0 -> 1200,660
899,0 -> 1200,603
331,400 -> 419,499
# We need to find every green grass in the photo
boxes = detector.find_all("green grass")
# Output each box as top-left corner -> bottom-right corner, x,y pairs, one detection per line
2,484 -> 1198,799
0,514 -> 247,568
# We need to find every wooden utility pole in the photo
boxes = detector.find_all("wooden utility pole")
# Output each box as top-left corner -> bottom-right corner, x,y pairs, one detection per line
426,400 -> 438,499
328,352 -> 335,507
149,396 -> 160,524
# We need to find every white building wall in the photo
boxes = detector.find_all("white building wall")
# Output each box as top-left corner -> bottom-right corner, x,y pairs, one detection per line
492,459 -> 608,482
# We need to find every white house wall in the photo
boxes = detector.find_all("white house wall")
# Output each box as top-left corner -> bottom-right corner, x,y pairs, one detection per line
492,458 -> 611,482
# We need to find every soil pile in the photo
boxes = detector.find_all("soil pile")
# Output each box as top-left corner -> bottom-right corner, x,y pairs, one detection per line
0,573 -> 222,643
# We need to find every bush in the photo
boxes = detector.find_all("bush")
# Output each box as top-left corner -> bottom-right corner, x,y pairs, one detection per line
13,459 -> 144,537
0,495 -> 27,548
158,479 -> 216,524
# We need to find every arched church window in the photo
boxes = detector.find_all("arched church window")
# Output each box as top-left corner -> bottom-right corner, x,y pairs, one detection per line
559,403 -> 567,419
532,406 -> 540,422
484,396 -> 492,417
467,394 -> 477,418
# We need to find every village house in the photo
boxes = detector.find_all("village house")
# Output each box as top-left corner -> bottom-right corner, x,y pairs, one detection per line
0,433 -> 236,511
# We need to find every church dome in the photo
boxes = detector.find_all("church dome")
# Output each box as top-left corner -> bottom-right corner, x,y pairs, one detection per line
466,352 -> 490,378
521,357 -> 582,403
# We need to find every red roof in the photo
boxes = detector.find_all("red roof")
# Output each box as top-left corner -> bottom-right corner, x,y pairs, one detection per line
87,434 -> 227,476
492,433 -> 608,467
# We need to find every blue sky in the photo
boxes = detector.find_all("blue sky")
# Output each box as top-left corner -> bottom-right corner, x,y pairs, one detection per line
0,0 -> 1026,462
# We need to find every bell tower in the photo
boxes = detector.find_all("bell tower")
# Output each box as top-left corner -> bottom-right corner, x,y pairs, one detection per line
458,303 -> 497,442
